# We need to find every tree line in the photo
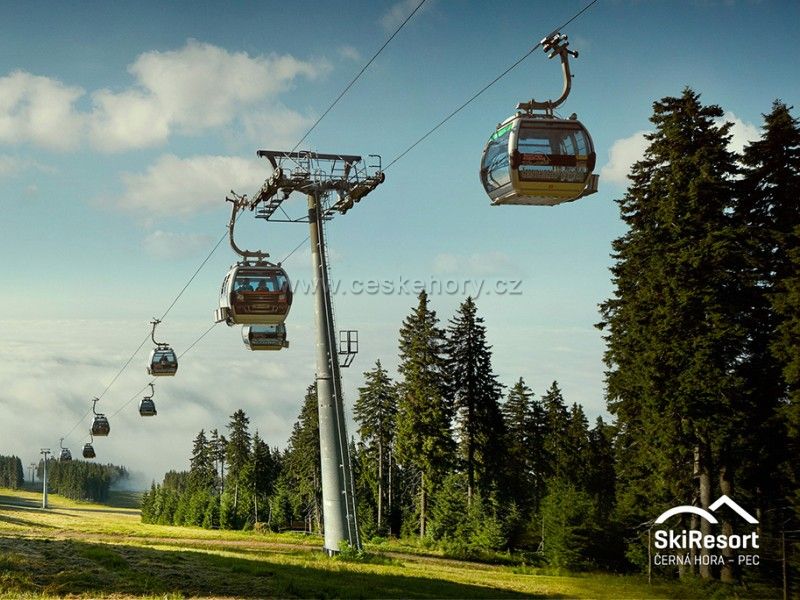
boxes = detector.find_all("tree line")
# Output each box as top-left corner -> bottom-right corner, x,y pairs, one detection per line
140,294 -> 617,567
38,460 -> 129,502
0,455 -> 24,489
142,90 -> 799,583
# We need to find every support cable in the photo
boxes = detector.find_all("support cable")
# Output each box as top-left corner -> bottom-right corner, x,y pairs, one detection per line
59,230 -> 228,444
384,0 -> 598,170
291,0 -> 427,152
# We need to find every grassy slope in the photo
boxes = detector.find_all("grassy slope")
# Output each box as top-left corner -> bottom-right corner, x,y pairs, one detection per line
0,488 -> 776,599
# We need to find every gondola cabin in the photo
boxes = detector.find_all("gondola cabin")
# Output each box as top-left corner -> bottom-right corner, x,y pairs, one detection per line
139,397 -> 157,417
92,414 -> 110,436
148,346 -> 178,376
215,262 -> 292,326
242,324 -> 290,351
480,114 -> 598,206
59,447 -> 72,461
83,443 -> 96,459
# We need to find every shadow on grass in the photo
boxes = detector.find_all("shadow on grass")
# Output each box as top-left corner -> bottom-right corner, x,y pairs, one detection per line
0,494 -> 41,509
0,513 -> 57,530
0,536 -> 549,599
51,506 -> 138,516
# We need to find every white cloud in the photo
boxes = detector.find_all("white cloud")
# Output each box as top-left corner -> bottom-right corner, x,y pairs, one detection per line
600,113 -> 760,186
381,0 -> 429,31
721,111 -> 760,155
239,104 -> 314,147
0,318 -> 317,483
0,41 -> 327,153
0,71 -> 85,150
116,154 -> 267,217
89,89 -> 172,151
599,130 -> 650,186
142,230 -> 215,260
90,40 -> 328,151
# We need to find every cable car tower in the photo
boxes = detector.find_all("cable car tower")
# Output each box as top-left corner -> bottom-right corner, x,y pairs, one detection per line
235,149 -> 384,554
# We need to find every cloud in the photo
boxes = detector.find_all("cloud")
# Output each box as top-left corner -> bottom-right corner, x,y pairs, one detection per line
116,154 -> 267,217
0,41 -> 327,153
338,46 -> 361,62
90,40 -> 327,151
0,318 -> 317,484
721,111 -> 760,155
239,104 -> 314,148
433,251 -> 521,277
599,130 -> 650,186
381,0 -> 428,31
142,230 -> 215,260
601,114 -> 760,186
0,71 -> 85,150
0,154 -> 54,178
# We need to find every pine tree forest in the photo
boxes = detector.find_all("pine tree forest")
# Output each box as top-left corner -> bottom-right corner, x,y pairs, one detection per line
142,92 -> 800,581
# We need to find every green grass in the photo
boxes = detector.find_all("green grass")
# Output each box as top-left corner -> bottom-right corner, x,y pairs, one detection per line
0,487 -> 781,599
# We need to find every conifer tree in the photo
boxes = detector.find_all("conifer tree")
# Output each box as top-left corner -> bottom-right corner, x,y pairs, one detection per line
445,297 -> 505,502
395,290 -> 454,538
540,381 -> 570,482
226,409 -> 252,514
740,102 -> 800,486
598,88 -> 747,579
251,431 -> 275,524
282,385 -> 322,532
502,378 -> 546,513
354,359 -> 398,534
209,428 -> 227,494
189,429 -> 215,491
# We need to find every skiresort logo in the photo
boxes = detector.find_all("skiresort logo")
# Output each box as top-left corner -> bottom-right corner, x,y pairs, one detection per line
652,495 -> 760,567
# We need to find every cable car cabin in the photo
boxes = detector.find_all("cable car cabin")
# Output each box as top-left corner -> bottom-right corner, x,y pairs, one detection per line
148,346 -> 178,376
242,324 -> 290,351
82,443 -> 96,459
139,397 -> 157,417
59,448 -> 72,461
92,415 -> 110,436
480,114 -> 599,206
215,263 -> 292,326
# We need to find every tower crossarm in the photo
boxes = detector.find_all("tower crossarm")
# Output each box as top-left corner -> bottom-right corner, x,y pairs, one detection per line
252,150 -> 385,221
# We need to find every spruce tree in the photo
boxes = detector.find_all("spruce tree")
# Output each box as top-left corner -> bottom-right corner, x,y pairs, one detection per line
354,359 -> 398,535
209,428 -> 227,494
395,290 -> 454,538
540,381 -> 570,482
189,429 -> 215,491
282,384 -> 322,532
740,102 -> 800,514
445,297 -> 505,502
226,409 -> 252,516
251,431 -> 275,524
502,378 -> 546,514
598,88 -> 748,579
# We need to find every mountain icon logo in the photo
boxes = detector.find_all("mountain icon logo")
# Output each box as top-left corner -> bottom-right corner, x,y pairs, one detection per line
654,495 -> 758,525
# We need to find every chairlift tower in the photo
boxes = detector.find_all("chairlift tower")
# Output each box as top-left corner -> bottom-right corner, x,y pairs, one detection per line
240,150 -> 384,554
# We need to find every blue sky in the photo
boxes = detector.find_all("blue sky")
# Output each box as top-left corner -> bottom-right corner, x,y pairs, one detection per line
1,0 -> 798,484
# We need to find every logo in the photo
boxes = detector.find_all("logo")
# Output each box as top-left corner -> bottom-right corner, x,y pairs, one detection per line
652,495 -> 760,567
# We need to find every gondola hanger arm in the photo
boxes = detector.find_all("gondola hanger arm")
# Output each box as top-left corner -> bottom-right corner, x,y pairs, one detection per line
225,194 -> 271,262
517,31 -> 577,114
